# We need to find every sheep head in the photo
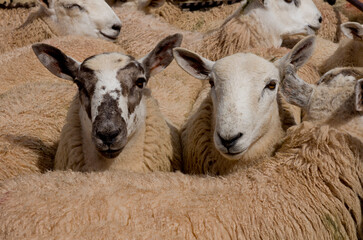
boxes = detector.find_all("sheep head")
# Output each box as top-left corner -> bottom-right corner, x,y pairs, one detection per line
32,33 -> 182,159
239,0 -> 322,45
20,0 -> 122,41
281,66 -> 363,127
173,36 -> 315,161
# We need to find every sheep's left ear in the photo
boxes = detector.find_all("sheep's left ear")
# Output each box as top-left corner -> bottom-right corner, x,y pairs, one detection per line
280,64 -> 314,108
276,35 -> 315,70
355,79 -> 363,111
18,0 -> 53,29
139,33 -> 183,78
341,22 -> 363,40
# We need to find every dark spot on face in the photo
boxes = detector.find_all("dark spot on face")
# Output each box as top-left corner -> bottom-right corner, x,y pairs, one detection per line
101,86 -> 106,90
116,61 -> 147,116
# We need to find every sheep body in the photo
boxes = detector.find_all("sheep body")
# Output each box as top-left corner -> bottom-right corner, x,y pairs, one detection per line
0,121 -> 361,239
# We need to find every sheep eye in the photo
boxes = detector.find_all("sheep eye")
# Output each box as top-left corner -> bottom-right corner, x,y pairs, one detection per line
284,0 -> 293,3
135,78 -> 146,89
265,81 -> 277,90
209,79 -> 215,88
63,4 -> 83,10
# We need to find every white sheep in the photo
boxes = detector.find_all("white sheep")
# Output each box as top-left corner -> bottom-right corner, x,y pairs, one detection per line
174,35 -> 316,175
0,0 -> 121,54
32,34 -> 183,172
115,0 -> 322,59
0,67 -> 361,239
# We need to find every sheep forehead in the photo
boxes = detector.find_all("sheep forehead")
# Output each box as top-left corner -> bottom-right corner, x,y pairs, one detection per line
83,53 -> 132,72
213,53 -> 279,85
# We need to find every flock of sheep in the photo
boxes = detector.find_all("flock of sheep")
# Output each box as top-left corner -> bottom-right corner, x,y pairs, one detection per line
0,0 -> 362,238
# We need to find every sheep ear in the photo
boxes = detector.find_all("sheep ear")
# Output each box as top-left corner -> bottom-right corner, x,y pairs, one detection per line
138,0 -> 165,9
277,35 -> 315,70
139,33 -> 183,78
173,48 -> 214,80
355,79 -> 363,112
341,22 -> 363,40
32,43 -> 80,81
37,0 -> 50,8
18,1 -> 53,29
280,64 -> 314,108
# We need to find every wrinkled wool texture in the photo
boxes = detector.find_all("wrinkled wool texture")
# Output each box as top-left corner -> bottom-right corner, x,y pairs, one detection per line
0,81 -> 76,181
0,7 -> 56,54
313,0 -> 348,43
55,94 -> 182,172
153,2 -> 237,33
0,122 -> 361,239
0,35 -> 124,94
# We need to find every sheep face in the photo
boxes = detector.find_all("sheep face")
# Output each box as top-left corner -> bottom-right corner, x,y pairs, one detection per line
209,54 -> 280,160
77,53 -> 148,158
247,0 -> 322,41
43,0 -> 122,40
32,34 -> 182,159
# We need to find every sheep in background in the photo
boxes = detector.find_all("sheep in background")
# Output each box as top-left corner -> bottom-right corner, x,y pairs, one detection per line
0,66 -> 362,239
115,0 -> 322,59
0,0 -> 36,7
175,35 -> 316,175
32,34 -> 182,172
0,0 -> 121,54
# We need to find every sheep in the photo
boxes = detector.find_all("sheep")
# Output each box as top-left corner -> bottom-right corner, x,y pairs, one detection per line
309,21 -> 363,75
0,67 -> 361,239
115,0 -> 322,60
31,34 -> 182,172
0,0 -> 122,54
174,35 -> 316,175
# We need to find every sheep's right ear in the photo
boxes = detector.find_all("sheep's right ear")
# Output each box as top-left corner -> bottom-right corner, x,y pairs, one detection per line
276,35 -> 315,70
173,48 -> 214,80
341,22 -> 363,40
355,79 -> 363,112
32,43 -> 79,81
280,64 -> 314,108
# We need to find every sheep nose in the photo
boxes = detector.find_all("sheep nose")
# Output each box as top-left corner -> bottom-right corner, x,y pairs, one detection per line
96,129 -> 121,146
218,132 -> 243,149
318,16 -> 323,23
112,24 -> 121,32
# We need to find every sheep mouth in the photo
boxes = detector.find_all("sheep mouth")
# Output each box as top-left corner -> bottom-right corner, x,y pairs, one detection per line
99,148 -> 123,159
307,25 -> 320,34
100,31 -> 118,41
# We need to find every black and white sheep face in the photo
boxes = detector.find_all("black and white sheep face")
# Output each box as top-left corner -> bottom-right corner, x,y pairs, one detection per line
76,53 -> 148,158
32,33 -> 183,159
246,0 -> 322,42
40,0 -> 121,40
174,35 -> 316,160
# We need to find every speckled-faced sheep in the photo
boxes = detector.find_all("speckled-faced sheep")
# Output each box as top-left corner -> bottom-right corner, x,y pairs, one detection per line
32,34 -> 182,172
0,0 -> 121,53
174,35 -> 316,175
0,67 -> 361,239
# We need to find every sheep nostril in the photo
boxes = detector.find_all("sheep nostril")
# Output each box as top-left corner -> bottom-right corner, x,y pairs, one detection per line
318,16 -> 323,23
97,129 -> 121,146
112,24 -> 121,32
